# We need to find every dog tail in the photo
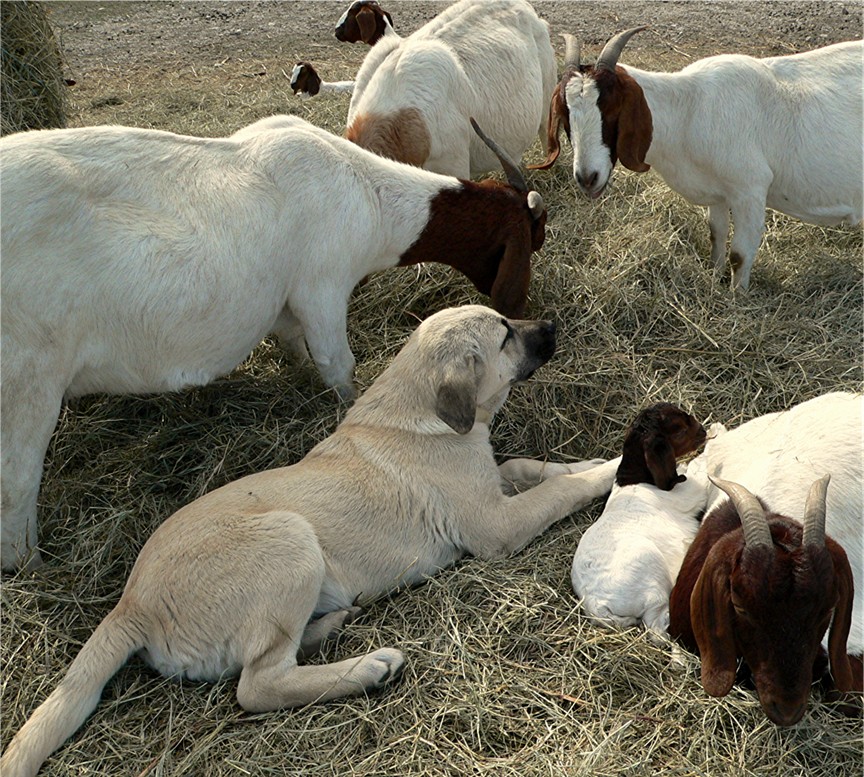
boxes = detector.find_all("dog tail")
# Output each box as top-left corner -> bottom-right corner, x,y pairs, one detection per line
1,605 -> 146,777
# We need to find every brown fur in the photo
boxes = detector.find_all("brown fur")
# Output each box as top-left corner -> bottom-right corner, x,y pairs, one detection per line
528,75 -> 573,170
290,62 -> 321,96
398,181 -> 546,318
669,498 -> 860,726
335,1 -> 393,45
346,109 -> 431,168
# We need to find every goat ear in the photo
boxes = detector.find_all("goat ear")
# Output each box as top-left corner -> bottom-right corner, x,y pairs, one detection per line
490,232 -> 532,319
356,6 -> 377,43
643,433 -> 681,491
527,82 -> 567,170
617,74 -> 652,173
826,539 -> 855,693
435,356 -> 478,434
691,558 -> 737,697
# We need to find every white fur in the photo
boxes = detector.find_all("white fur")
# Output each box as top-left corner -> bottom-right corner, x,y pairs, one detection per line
347,0 -> 557,177
0,116 -> 471,570
571,39 -> 863,289
571,456 -> 711,633
696,392 -> 863,654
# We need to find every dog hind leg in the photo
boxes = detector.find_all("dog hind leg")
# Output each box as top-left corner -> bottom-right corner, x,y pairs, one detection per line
297,605 -> 364,659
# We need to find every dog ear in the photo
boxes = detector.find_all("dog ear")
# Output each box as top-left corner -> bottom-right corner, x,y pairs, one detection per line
435,356 -> 477,434
643,433 -> 682,490
691,554 -> 737,697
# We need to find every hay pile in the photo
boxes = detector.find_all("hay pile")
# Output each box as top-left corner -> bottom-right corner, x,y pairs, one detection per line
1,4 -> 862,776
0,1 -> 66,135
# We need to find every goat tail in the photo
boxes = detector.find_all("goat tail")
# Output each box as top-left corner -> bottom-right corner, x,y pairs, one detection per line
1,606 -> 146,777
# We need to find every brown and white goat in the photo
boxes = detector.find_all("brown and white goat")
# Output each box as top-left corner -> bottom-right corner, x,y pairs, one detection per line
532,28 -> 863,290
669,475 -> 859,726
0,115 -> 545,571
335,0 -> 393,45
569,403 -> 708,633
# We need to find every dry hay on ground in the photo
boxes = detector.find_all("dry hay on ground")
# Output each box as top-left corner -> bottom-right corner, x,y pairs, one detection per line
0,1 -> 66,135
1,7 -> 862,776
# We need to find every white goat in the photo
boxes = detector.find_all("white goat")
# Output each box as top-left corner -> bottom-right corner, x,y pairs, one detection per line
342,0 -> 557,177
696,391 -> 863,655
0,115 -> 547,571
533,28 -> 863,290
568,403 -> 711,633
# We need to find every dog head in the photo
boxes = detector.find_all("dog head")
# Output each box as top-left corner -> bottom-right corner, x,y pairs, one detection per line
418,306 -> 556,434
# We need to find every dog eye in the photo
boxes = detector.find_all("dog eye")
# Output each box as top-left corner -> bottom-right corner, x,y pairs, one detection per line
500,319 -> 514,349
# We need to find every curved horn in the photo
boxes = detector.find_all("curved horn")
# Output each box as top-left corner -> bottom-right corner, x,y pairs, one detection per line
709,475 -> 772,548
470,117 -> 528,193
596,26 -> 648,72
562,33 -> 581,69
802,474 -> 830,547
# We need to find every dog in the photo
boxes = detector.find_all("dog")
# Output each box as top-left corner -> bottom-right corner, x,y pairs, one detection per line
1,305 -> 618,777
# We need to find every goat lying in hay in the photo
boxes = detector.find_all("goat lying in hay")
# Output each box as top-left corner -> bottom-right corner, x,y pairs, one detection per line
669,475 -> 861,726
0,305 -> 619,777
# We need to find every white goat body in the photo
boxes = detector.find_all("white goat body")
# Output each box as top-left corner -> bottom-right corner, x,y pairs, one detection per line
0,115 -> 543,571
553,34 -> 863,289
698,392 -> 863,654
346,0 -> 557,177
571,459 -> 710,633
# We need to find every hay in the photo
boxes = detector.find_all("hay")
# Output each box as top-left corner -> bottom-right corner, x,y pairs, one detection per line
2,4 -> 862,776
0,1 -> 66,135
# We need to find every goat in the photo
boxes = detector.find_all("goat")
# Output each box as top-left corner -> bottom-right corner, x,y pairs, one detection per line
669,474 -> 859,726
335,0 -> 393,45
343,0 -> 557,178
291,2 -> 396,97
531,28 -> 863,290
0,115 -> 546,572
697,391 -> 863,663
569,403 -> 709,633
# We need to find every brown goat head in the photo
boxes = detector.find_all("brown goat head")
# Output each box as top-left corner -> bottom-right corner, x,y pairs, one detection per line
615,402 -> 707,490
682,476 -> 855,726
335,1 -> 393,45
529,28 -> 654,198
290,62 -> 322,96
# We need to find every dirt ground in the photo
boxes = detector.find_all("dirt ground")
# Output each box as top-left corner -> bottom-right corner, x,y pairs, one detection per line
48,1 -> 862,94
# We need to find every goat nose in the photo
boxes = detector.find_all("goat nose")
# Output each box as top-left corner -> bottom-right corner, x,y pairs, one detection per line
576,171 -> 599,191
765,699 -> 807,727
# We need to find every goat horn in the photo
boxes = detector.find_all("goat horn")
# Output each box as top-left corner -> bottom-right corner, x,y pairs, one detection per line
596,26 -> 648,72
709,475 -> 772,548
562,33 -> 581,69
470,118 -> 528,193
802,474 -> 830,547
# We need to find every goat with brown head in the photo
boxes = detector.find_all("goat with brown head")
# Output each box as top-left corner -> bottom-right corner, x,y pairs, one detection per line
669,475 -> 858,726
529,28 -> 653,199
335,1 -> 393,45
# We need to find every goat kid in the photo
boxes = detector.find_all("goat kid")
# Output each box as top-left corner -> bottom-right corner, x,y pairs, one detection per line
669,475 -> 858,726
532,28 -> 863,290
0,115 -> 546,571
570,403 -> 709,633
344,0 -> 557,178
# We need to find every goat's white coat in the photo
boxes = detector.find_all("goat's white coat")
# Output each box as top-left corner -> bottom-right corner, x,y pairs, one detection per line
571,453 -> 717,633
570,39 -> 863,288
698,392 -> 863,654
347,0 -> 557,177
0,116 -> 470,569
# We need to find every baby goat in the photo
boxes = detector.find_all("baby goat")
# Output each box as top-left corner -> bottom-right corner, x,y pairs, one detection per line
669,475 -> 858,726
532,28 -> 863,290
344,0 -> 557,177
0,116 -> 546,571
570,403 -> 708,632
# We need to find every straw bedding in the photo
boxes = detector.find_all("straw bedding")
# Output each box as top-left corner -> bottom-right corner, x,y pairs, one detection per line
2,3 -> 862,775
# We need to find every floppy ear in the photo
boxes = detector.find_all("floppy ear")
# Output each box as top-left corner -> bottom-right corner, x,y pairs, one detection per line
826,540 -> 855,693
490,231 -> 532,319
527,82 -> 568,170
356,6 -> 377,43
643,433 -> 682,490
435,356 -> 478,434
616,74 -> 652,172
691,557 -> 737,697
